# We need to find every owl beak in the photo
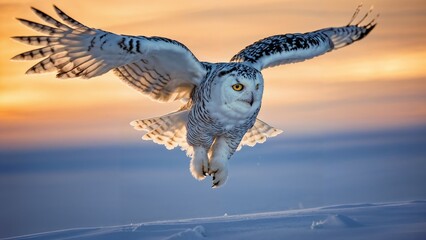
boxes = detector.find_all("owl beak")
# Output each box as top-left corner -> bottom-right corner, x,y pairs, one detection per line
241,93 -> 254,106
248,95 -> 254,106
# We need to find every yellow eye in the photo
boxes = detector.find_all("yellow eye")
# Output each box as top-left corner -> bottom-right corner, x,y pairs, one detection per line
232,83 -> 244,91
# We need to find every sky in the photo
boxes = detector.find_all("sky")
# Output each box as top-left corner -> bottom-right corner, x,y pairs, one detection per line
1,1 -> 426,237
0,0 -> 426,149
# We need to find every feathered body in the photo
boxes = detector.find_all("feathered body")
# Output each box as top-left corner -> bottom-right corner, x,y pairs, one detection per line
132,63 -> 264,185
12,4 -> 377,187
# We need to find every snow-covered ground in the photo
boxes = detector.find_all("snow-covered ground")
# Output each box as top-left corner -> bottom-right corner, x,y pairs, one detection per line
6,200 -> 426,240
1,126 -> 426,239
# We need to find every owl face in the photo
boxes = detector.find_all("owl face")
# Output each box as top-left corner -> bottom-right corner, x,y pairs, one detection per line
209,64 -> 264,120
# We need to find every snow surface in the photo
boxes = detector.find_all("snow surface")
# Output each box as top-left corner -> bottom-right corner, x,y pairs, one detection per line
5,200 -> 426,240
2,127 -> 425,238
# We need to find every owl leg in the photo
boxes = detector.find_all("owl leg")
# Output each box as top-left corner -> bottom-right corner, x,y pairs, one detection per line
209,137 -> 234,188
190,146 -> 209,180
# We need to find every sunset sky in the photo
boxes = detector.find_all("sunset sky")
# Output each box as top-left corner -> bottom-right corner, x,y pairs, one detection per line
1,0 -> 425,149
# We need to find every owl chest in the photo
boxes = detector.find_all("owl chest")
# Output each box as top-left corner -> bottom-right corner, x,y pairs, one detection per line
205,102 -> 256,132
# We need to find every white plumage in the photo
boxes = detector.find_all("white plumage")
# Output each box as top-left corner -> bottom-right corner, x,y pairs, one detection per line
12,4 -> 377,187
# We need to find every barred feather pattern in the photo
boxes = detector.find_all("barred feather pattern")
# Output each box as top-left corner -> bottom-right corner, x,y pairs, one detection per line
11,36 -> 59,46
12,5 -> 206,102
12,6 -> 115,78
12,5 -> 377,187
130,110 -> 191,152
187,63 -> 262,156
130,63 -> 279,158
113,62 -> 195,102
230,5 -> 377,70
237,119 -> 283,150
52,5 -> 89,30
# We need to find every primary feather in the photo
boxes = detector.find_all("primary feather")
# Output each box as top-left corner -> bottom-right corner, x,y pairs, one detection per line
12,6 -> 206,102
12,5 -> 377,188
231,4 -> 377,70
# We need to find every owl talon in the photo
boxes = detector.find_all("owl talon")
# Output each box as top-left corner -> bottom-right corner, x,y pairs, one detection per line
209,158 -> 228,188
204,165 -> 210,176
12,5 -> 377,190
212,181 -> 220,188
190,147 -> 209,180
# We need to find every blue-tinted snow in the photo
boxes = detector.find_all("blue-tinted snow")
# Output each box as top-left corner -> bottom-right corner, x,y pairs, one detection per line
1,126 -> 425,238
4,201 -> 426,240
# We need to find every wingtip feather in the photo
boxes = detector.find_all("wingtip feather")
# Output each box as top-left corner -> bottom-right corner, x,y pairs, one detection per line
25,70 -> 35,75
10,54 -> 22,61
274,129 -> 284,136
129,121 -> 137,127
15,17 -> 25,24
52,4 -> 88,29
30,6 -> 38,13
15,18 -> 31,31
52,5 -> 63,18
10,55 -> 21,61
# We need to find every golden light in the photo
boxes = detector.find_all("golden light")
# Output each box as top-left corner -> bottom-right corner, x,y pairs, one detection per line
0,0 -> 425,148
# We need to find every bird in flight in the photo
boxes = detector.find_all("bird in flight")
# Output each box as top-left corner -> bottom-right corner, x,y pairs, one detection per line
12,4 -> 377,187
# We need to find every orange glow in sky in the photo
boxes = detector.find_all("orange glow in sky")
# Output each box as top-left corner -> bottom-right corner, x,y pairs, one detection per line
0,0 -> 425,149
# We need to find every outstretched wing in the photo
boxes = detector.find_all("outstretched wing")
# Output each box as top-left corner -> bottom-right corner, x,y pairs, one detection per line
12,6 -> 206,102
231,5 -> 378,71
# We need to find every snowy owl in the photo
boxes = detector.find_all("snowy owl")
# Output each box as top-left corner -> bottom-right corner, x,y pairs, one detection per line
12,5 -> 377,187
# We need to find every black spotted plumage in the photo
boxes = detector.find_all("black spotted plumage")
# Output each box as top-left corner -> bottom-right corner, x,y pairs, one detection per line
11,5 -> 377,188
231,5 -> 377,70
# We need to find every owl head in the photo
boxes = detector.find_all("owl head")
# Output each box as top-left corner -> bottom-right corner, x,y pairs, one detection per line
208,63 -> 264,119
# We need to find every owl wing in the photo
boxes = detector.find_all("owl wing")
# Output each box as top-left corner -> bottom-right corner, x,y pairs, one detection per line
12,6 -> 206,102
237,119 -> 283,151
131,110 -> 189,150
130,110 -> 193,156
231,5 -> 378,71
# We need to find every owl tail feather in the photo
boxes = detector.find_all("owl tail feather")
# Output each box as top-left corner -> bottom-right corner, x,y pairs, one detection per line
130,110 -> 192,153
